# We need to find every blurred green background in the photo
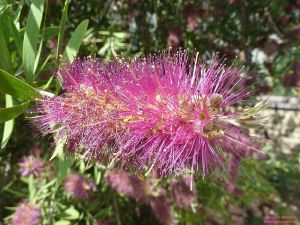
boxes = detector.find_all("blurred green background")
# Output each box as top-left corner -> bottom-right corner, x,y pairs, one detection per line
0,0 -> 299,224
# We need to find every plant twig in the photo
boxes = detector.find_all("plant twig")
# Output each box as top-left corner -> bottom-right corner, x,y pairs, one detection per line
113,194 -> 122,225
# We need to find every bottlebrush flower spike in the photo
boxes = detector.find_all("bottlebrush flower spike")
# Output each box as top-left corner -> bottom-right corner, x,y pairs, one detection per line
35,51 -> 267,177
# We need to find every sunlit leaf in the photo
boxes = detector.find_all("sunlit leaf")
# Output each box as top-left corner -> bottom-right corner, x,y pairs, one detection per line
22,0 -> 45,83
0,69 -> 41,100
63,19 -> 89,63
50,138 -> 66,161
0,101 -> 30,123
1,95 -> 14,149
64,206 -> 80,220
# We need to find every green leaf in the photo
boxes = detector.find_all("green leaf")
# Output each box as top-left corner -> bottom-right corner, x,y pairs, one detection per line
64,206 -> 80,220
13,0 -> 23,27
28,174 -> 36,203
56,0 -> 69,61
0,0 -> 8,12
0,16 -> 13,73
0,101 -> 30,123
22,0 -> 45,83
0,5 -> 12,44
56,155 -> 73,188
50,138 -> 66,161
54,221 -> 71,225
35,54 -> 51,78
63,19 -> 89,63
0,69 -> 41,100
19,26 -> 59,41
33,14 -> 47,76
1,95 -> 14,149
51,138 -> 73,187
8,16 -> 22,57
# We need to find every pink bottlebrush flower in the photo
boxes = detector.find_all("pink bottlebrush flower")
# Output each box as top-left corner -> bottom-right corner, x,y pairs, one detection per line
35,58 -> 122,161
114,52 -> 266,176
172,176 -> 196,209
64,173 -> 96,199
35,51 -> 266,177
10,201 -> 41,225
18,155 -> 44,177
105,169 -> 151,202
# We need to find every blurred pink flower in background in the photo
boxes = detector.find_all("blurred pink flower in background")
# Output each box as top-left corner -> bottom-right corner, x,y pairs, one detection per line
167,27 -> 182,47
10,202 -> 41,225
149,190 -> 174,225
29,146 -> 42,156
64,173 -> 96,199
282,61 -> 300,87
172,176 -> 197,209
183,4 -> 200,31
105,169 -> 151,202
106,169 -> 174,225
18,156 -> 44,177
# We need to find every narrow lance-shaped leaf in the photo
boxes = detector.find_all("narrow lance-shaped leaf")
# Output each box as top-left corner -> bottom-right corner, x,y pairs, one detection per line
1,95 -> 14,149
19,26 -> 59,41
0,69 -> 42,100
63,19 -> 89,63
0,15 -> 13,73
33,0 -> 48,77
0,5 -> 12,44
8,16 -> 22,57
22,0 -> 45,83
53,138 -> 73,187
0,101 -> 30,123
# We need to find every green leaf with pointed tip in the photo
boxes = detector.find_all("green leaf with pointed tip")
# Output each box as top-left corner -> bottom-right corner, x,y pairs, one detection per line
63,19 -> 88,63
0,69 -> 41,100
0,101 -> 30,123
22,0 -> 45,83
50,138 -> 66,161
